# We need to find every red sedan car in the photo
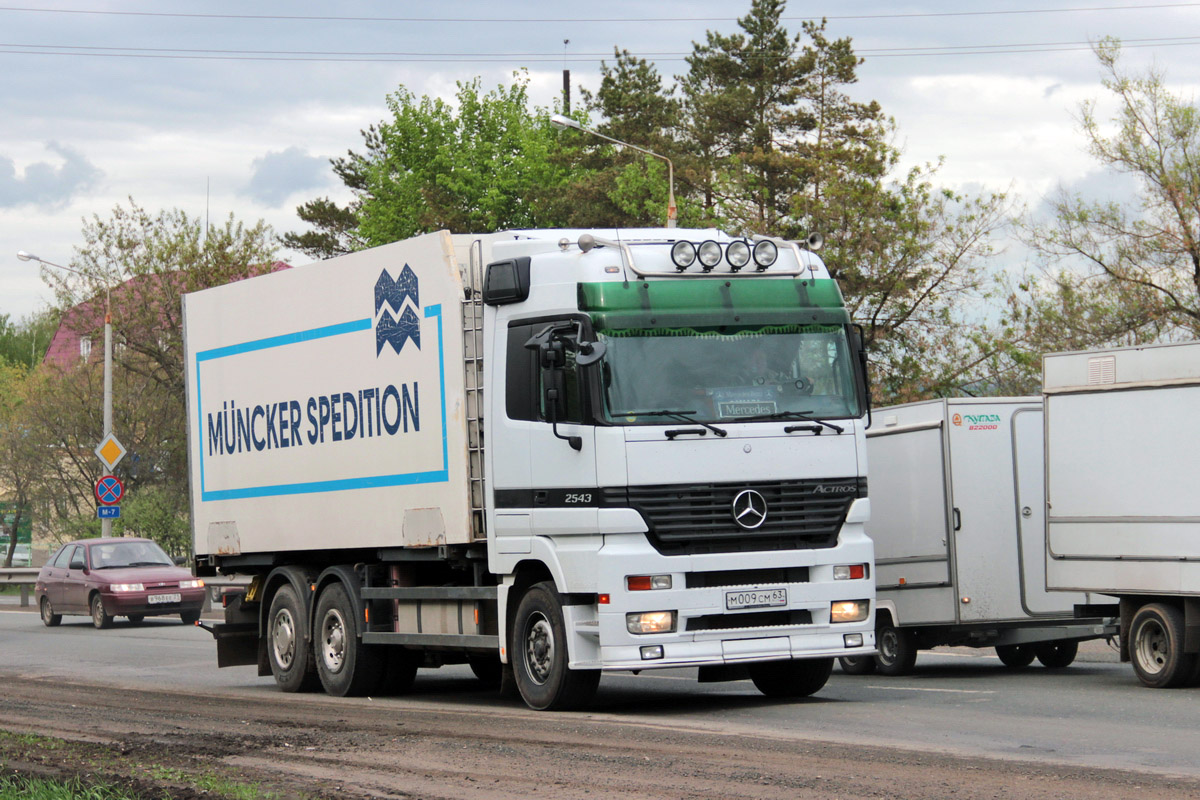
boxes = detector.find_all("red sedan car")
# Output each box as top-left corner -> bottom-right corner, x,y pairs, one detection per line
35,537 -> 205,628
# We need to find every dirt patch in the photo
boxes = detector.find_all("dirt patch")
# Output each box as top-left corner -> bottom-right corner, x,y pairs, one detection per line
1,674 -> 1198,799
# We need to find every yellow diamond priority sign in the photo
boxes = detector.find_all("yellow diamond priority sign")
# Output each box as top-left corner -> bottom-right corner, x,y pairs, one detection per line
94,433 -> 127,472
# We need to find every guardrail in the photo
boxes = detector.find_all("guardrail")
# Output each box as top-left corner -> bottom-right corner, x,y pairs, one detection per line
0,567 -> 40,607
0,568 -> 248,611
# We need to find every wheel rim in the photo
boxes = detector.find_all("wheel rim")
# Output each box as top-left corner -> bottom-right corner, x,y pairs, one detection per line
1134,618 -> 1168,676
40,598 -> 52,623
523,611 -> 554,685
271,607 -> 297,670
320,608 -> 347,674
92,597 -> 103,625
878,629 -> 899,665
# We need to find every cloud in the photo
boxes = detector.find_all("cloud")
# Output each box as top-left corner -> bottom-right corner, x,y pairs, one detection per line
1044,83 -> 1063,98
0,142 -> 103,209
243,147 -> 332,207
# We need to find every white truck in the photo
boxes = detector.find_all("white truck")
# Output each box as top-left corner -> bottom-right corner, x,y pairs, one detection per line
1045,341 -> 1200,688
185,228 -> 876,710
839,398 -> 1113,676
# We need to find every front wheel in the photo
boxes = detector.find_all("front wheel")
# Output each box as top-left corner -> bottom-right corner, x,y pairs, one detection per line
996,644 -> 1036,668
876,625 -> 917,676
838,655 -> 876,675
90,594 -> 113,629
512,582 -> 599,710
1130,603 -> 1196,688
1035,640 -> 1078,669
750,658 -> 833,698
40,596 -> 62,627
314,583 -> 384,697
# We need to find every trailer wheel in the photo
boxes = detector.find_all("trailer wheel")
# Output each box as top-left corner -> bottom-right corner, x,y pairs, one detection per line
1034,640 -> 1078,669
512,581 -> 599,710
838,655 -> 876,675
750,658 -> 833,698
875,625 -> 917,676
314,582 -> 384,697
1130,603 -> 1196,689
267,584 -> 318,692
995,644 -> 1036,668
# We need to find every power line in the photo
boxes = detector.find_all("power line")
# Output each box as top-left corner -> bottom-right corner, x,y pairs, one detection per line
0,3 -> 1198,24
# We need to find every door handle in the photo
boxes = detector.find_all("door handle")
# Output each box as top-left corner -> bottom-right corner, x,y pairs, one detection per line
953,507 -> 962,532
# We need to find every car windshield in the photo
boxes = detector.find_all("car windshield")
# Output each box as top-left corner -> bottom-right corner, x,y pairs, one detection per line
90,541 -> 173,569
599,324 -> 862,425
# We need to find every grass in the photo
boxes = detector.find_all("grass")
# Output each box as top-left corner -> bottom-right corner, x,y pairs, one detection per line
0,774 -> 147,800
144,766 -> 273,800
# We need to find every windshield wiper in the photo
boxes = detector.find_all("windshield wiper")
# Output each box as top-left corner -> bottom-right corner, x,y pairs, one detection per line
736,410 -> 845,434
613,409 -> 728,438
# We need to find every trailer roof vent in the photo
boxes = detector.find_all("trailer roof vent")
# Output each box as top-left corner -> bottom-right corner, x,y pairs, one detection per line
1087,355 -> 1116,385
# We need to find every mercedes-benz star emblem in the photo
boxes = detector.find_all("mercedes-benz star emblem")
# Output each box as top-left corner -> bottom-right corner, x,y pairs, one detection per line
732,489 -> 768,530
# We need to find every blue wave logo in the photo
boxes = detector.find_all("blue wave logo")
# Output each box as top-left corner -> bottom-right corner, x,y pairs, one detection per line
374,265 -> 421,356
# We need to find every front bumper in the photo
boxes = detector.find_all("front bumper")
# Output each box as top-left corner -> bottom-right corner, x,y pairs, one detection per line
102,588 -> 206,616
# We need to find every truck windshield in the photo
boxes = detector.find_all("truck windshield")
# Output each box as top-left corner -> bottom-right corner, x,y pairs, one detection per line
599,324 -> 862,425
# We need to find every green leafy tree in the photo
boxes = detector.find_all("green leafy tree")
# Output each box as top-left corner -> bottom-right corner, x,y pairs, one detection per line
0,363 -> 43,567
0,311 -> 59,369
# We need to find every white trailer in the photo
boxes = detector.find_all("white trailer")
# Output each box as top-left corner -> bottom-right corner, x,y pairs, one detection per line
186,228 -> 877,709
1045,341 -> 1200,688
839,398 -> 1113,676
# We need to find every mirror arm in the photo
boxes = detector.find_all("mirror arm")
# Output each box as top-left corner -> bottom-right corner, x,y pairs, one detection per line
545,390 -> 583,451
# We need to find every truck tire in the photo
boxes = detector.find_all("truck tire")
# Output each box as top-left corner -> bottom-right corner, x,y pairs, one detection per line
750,658 -> 833,698
468,653 -> 503,687
1130,603 -> 1197,689
995,644 -> 1036,668
1034,640 -> 1078,669
90,594 -> 113,629
838,655 -> 876,675
512,581 -> 599,710
314,582 -> 385,697
267,584 -> 318,693
39,596 -> 61,627
875,625 -> 917,676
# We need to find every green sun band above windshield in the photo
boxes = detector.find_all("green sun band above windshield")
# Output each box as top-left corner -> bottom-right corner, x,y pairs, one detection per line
578,278 -> 849,331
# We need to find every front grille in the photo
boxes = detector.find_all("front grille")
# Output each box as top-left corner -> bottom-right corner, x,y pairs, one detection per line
686,609 -> 813,632
685,567 -> 809,588
606,478 -> 863,555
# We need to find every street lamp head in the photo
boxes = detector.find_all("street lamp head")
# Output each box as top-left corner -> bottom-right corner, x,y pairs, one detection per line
17,250 -> 37,262
550,114 -> 582,132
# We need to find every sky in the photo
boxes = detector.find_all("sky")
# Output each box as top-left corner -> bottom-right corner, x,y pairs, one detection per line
3,0 -> 1199,322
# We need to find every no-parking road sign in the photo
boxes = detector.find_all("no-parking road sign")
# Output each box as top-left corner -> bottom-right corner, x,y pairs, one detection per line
95,475 -> 125,506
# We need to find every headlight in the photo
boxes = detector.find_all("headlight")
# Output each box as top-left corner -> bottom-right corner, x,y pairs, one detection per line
831,600 -> 869,623
110,583 -> 145,593
180,579 -> 205,589
671,240 -> 697,270
753,240 -> 778,269
697,240 -> 723,270
626,611 -> 677,634
726,240 -> 751,270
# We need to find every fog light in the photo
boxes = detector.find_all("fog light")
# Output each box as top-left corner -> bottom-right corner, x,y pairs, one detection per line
844,633 -> 864,648
726,240 -> 751,270
831,600 -> 869,623
627,574 -> 672,591
833,564 -> 866,581
697,240 -> 723,270
640,645 -> 665,660
671,240 -> 697,270
626,611 -> 676,634
753,239 -> 778,269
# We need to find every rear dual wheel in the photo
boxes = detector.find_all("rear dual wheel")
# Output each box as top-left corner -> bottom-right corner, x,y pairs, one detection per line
314,583 -> 384,697
267,584 -> 319,692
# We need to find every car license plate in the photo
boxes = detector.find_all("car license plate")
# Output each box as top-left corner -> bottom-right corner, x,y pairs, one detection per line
148,593 -> 181,605
725,588 -> 787,610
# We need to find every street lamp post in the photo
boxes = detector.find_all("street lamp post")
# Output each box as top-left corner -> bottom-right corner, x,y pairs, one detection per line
549,114 -> 677,228
17,250 -> 116,537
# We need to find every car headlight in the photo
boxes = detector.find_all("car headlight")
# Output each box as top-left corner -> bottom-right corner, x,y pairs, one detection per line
179,579 -> 205,589
110,583 -> 145,593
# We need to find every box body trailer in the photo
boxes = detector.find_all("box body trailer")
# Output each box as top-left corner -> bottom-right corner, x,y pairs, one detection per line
839,398 -> 1112,676
1045,341 -> 1200,687
186,228 -> 877,709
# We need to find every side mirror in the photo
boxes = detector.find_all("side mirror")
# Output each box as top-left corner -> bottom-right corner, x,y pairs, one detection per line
70,557 -> 86,571
575,339 -> 606,367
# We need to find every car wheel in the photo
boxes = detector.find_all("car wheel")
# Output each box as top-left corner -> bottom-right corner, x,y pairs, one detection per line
40,596 -> 62,627
180,610 -> 201,625
91,594 -> 113,629
127,614 -> 145,625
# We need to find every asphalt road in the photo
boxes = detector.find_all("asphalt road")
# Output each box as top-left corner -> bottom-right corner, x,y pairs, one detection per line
2,606 -> 1197,781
